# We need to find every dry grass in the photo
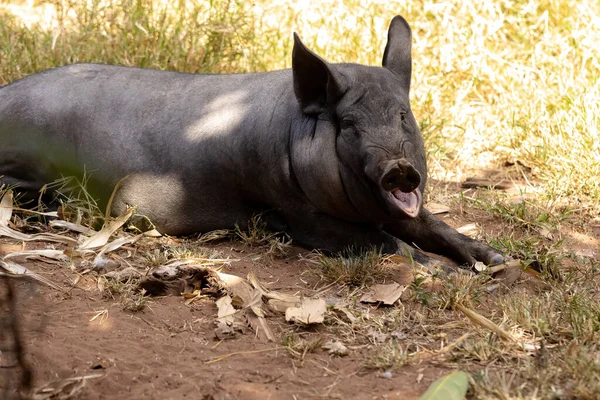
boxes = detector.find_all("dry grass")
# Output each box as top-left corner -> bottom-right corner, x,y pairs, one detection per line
2,0 -> 600,398
310,248 -> 388,287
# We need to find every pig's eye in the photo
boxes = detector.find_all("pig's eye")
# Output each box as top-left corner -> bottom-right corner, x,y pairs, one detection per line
340,120 -> 359,137
340,120 -> 354,130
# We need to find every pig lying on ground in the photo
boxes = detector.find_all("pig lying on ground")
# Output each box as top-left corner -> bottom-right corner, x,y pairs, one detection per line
0,16 -> 504,268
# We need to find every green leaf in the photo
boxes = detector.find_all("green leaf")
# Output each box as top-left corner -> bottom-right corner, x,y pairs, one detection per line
419,371 -> 469,400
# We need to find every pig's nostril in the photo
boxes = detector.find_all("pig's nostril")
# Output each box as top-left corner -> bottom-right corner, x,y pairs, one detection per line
406,168 -> 420,187
381,168 -> 405,191
380,161 -> 421,192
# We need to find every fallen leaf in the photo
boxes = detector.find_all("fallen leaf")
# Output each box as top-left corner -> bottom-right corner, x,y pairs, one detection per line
456,224 -> 479,237
0,190 -> 77,245
428,203 -> 450,215
360,283 -> 406,305
333,304 -> 357,323
3,249 -> 68,262
285,297 -> 326,325
218,272 -> 256,306
575,248 -> 596,258
143,229 -> 162,237
0,190 -> 14,226
92,234 -> 142,268
77,208 -> 135,250
322,341 -> 349,356
418,371 -> 469,400
0,259 -> 66,292
49,220 -> 96,235
214,295 -> 245,340
385,254 -> 413,265
0,225 -> 78,245
492,266 -> 523,288
248,271 -> 302,304
248,305 -> 275,342
216,295 -> 237,323
538,225 -> 554,240
267,298 -> 301,313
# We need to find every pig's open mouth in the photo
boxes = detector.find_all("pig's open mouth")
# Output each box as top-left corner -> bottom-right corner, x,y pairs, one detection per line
385,188 -> 422,218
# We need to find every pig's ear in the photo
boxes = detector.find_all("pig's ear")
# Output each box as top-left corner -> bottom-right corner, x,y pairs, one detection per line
292,33 -> 345,115
382,15 -> 413,92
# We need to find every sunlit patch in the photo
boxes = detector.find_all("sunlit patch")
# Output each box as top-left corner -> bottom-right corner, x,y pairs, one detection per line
185,91 -> 249,142
87,309 -> 113,331
566,230 -> 599,255
117,173 -> 185,216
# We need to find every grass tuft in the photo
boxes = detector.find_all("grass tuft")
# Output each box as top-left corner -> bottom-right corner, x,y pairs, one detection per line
312,248 -> 387,287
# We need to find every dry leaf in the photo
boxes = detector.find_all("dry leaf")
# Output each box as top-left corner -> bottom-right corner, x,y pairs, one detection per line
49,220 -> 96,235
77,208 -> 135,250
143,229 -> 162,237
285,297 -> 326,324
369,329 -> 389,344
456,223 -> 480,238
0,190 -> 13,226
0,225 -> 78,244
428,202 -> 451,215
0,259 -> 66,292
333,304 -> 357,323
218,272 -> 256,306
492,266 -> 523,288
216,295 -> 236,323
267,298 -> 301,313
248,271 -> 302,304
249,305 -> 275,342
92,234 -> 142,268
360,283 -> 406,305
3,249 -> 68,262
322,341 -> 349,356
0,191 -> 77,244
214,295 -> 246,340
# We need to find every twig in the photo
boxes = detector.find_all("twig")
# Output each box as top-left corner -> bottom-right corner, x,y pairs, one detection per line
486,259 -> 522,274
455,303 -> 516,342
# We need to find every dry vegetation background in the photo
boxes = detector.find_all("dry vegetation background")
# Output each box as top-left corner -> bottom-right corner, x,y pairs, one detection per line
1,0 -> 599,399
1,0 -> 599,208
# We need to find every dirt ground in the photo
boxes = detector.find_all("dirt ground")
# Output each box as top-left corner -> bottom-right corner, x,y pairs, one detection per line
1,239 -> 455,400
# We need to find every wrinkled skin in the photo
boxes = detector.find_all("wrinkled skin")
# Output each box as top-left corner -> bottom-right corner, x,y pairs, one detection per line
0,16 -> 504,268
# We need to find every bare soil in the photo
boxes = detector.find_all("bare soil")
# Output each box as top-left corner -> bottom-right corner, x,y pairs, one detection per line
1,240 -> 453,400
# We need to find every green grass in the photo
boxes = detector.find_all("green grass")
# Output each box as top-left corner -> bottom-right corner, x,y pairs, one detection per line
2,0 -> 600,398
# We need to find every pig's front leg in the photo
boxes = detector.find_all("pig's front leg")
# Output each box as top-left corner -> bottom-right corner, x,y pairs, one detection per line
267,209 -> 434,263
384,209 -> 505,267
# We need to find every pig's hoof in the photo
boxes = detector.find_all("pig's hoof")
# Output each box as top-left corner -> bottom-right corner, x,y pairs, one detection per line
489,253 -> 505,266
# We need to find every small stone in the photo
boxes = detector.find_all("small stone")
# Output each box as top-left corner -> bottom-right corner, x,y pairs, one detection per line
381,370 -> 393,379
